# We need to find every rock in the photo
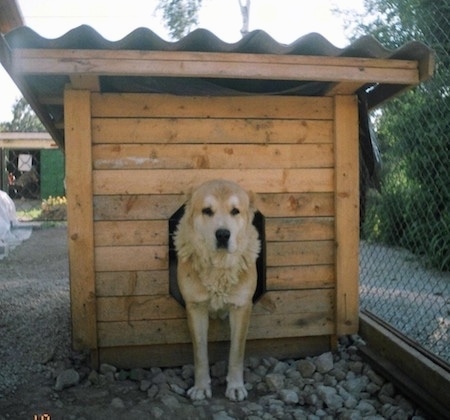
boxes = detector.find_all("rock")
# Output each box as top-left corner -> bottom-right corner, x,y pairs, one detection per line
213,411 -> 235,420
99,363 -> 117,375
110,397 -> 125,409
140,379 -> 152,392
379,382 -> 395,398
129,368 -> 147,381
297,359 -> 316,378
55,369 -> 80,391
211,360 -> 227,378
147,384 -> 159,399
315,352 -> 334,374
87,370 -> 99,385
150,406 -> 165,418
317,385 -> 344,410
279,389 -> 299,404
355,400 -> 376,416
343,377 -> 368,395
161,395 -> 180,410
265,373 -> 285,391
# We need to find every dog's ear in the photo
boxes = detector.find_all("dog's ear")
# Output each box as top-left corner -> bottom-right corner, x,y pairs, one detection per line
247,190 -> 258,215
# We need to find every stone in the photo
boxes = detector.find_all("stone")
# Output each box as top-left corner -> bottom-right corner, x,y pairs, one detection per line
55,369 -> 80,391
315,352 -> 334,374
99,363 -> 117,375
317,385 -> 344,410
110,397 -> 125,409
279,389 -> 299,404
140,379 -> 152,392
297,359 -> 316,378
129,368 -> 147,381
265,373 -> 285,391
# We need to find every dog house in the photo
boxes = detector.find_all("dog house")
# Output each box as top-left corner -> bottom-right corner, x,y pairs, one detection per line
1,24 -> 433,368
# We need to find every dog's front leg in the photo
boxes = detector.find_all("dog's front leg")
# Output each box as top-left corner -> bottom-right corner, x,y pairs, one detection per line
186,302 -> 212,400
226,303 -> 252,401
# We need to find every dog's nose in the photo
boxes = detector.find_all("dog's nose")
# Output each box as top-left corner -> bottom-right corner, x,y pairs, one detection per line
215,229 -> 231,248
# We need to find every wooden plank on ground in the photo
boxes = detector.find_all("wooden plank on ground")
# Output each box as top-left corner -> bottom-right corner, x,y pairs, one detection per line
91,94 -> 334,119
334,95 -> 360,335
64,89 -> 98,352
92,143 -> 334,170
92,168 -> 334,195
91,118 -> 333,144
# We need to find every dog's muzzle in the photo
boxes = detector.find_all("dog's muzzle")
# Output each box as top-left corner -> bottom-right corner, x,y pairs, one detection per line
215,228 -> 231,249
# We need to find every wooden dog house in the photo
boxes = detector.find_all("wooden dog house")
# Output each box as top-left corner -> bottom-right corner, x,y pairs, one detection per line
1,24 -> 433,368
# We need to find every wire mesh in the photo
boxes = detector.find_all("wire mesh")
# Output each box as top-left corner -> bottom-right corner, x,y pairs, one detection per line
359,1 -> 450,364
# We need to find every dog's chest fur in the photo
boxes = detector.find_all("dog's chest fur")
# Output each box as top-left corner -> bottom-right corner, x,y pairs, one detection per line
193,252 -> 246,314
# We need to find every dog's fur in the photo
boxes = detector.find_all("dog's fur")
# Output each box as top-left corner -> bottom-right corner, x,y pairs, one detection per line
174,179 -> 260,401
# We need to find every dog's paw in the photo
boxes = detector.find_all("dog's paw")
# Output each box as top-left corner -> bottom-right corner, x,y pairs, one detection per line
225,384 -> 248,401
187,385 -> 212,401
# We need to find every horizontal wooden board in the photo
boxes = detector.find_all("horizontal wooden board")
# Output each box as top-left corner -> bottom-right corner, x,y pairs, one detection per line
265,217 -> 334,242
93,193 -> 334,221
94,194 -> 184,221
95,245 -> 168,272
96,289 -> 334,322
92,118 -> 333,144
92,143 -> 334,170
267,265 -> 335,290
91,94 -> 334,120
98,311 -> 334,347
96,270 -> 168,297
94,220 -> 168,246
98,336 -> 331,369
94,217 -> 333,247
266,240 -> 335,267
93,168 -> 334,195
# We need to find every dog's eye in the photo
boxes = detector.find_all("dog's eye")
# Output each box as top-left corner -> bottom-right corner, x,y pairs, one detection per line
230,208 -> 240,216
202,207 -> 214,217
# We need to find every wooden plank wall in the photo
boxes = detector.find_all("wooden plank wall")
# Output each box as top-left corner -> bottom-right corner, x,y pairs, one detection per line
66,92 -> 359,364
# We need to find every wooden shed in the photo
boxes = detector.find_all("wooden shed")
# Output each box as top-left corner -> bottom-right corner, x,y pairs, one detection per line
0,24 -> 433,368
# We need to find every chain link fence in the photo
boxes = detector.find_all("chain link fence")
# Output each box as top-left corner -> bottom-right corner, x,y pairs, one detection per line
359,1 -> 449,364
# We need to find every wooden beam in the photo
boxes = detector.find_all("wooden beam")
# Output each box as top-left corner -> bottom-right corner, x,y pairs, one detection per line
334,95 -> 360,336
0,132 -> 56,149
70,74 -> 100,91
64,89 -> 98,362
11,48 -> 421,86
0,0 -> 24,33
359,311 -> 450,419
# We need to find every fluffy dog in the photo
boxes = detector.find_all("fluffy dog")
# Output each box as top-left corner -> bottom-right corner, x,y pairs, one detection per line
174,179 -> 260,401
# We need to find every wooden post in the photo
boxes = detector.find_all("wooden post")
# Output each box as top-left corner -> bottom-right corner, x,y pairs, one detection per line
64,89 -> 98,363
334,95 -> 360,335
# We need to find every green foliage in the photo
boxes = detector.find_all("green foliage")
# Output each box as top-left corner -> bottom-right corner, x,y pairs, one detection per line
0,97 -> 45,132
342,0 -> 450,270
156,0 -> 203,39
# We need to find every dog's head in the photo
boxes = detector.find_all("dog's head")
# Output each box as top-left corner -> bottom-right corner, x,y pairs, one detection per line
181,179 -> 256,255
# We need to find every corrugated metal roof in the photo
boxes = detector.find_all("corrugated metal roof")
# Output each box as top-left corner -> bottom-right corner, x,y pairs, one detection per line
1,25 -> 433,147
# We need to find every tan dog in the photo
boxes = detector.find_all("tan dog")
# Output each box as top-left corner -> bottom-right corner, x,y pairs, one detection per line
174,179 -> 260,401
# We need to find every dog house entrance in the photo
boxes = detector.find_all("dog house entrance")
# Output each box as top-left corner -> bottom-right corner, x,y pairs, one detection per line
169,205 -> 266,307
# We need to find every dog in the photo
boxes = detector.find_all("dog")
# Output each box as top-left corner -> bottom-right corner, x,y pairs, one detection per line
174,179 -> 260,401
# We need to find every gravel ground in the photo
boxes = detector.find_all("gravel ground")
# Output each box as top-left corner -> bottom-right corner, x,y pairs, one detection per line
360,241 -> 450,362
0,226 -> 437,419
